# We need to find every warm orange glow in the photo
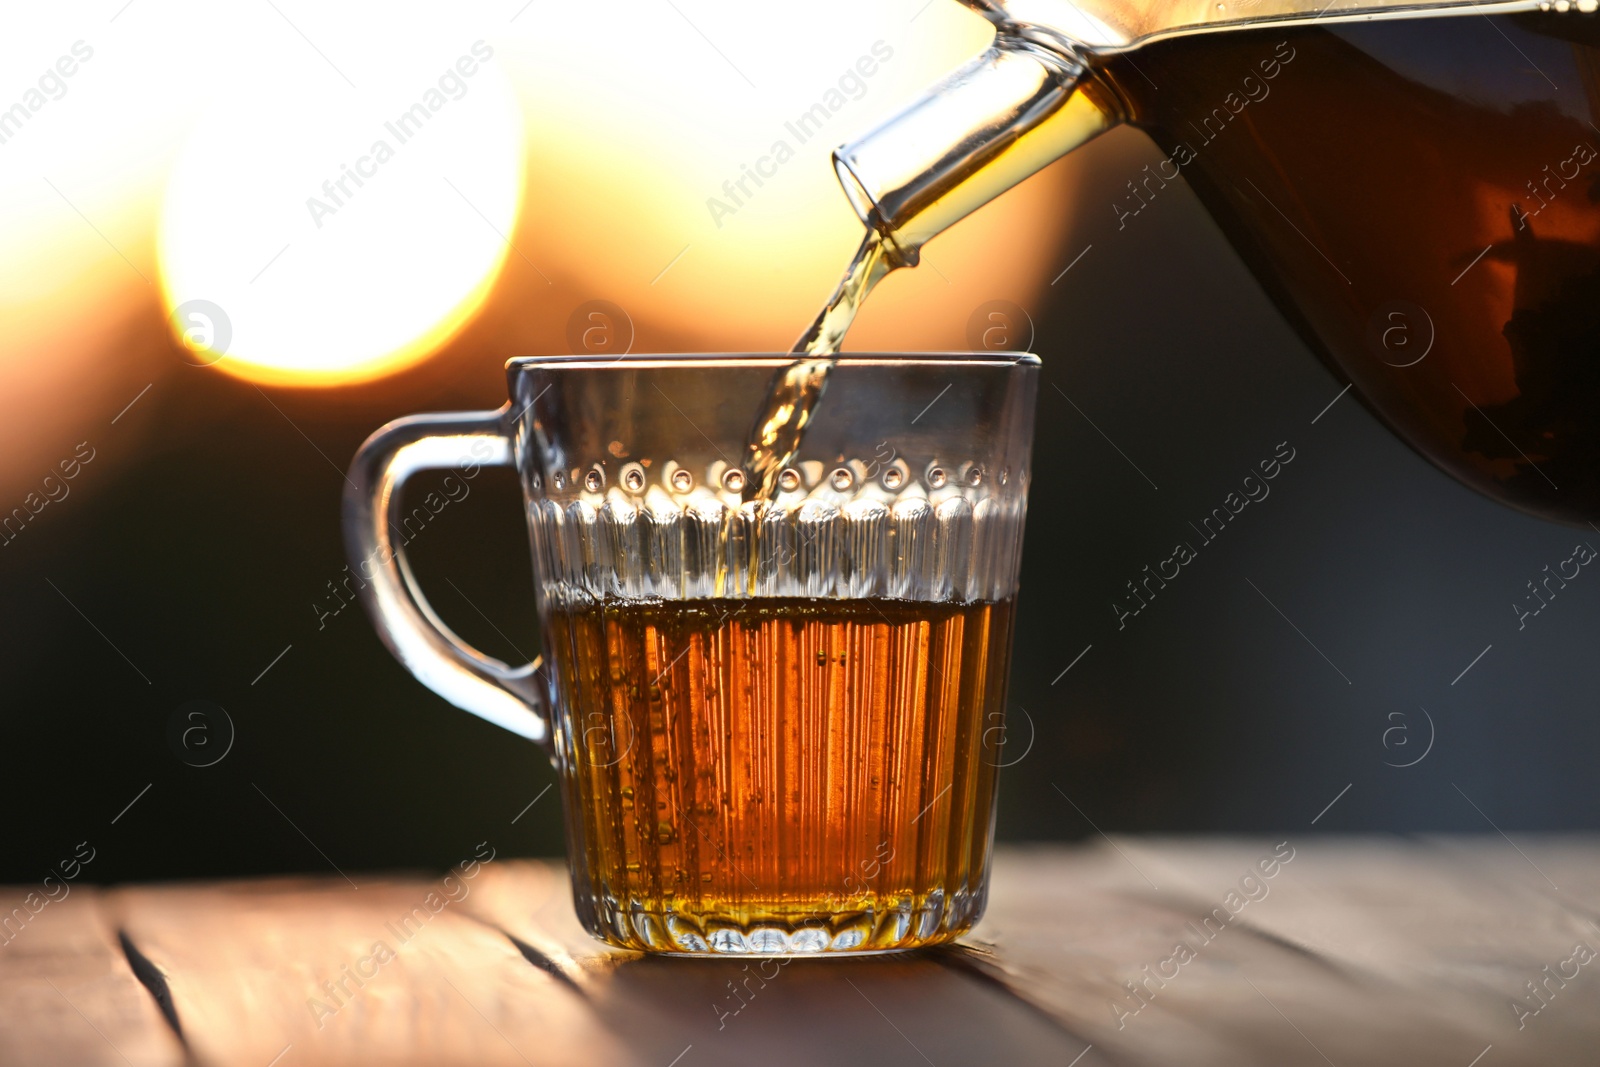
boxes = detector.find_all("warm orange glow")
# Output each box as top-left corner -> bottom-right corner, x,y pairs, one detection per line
0,0 -> 1077,428
500,0 -> 1077,352
0,10 -> 197,496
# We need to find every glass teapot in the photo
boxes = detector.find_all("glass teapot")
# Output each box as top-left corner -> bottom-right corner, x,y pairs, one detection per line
835,0 -> 1600,523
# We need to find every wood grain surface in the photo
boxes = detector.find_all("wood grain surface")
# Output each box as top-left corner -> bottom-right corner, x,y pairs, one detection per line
2,838 -> 1595,1066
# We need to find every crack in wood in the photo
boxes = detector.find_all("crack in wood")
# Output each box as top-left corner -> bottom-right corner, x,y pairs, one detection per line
118,928 -> 187,1049
504,931 -> 589,998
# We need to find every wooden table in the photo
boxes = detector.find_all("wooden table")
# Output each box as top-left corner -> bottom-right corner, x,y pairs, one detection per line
6,838 -> 1597,1066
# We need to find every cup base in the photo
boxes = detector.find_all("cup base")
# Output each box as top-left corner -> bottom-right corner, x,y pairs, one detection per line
579,886 -> 986,955
655,946 -> 925,960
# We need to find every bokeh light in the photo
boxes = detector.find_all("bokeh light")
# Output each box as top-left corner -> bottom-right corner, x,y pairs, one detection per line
158,25 -> 525,386
0,0 -> 1075,422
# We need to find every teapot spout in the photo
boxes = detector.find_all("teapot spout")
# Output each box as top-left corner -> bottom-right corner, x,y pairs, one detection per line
832,31 -> 1122,262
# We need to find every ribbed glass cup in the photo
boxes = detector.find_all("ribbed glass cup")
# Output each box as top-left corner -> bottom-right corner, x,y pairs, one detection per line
516,354 -> 1037,954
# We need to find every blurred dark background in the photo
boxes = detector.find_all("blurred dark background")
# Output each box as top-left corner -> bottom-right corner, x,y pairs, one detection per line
6,113 -> 1597,887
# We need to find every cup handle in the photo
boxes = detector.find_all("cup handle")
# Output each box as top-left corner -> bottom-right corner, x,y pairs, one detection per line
342,404 -> 549,746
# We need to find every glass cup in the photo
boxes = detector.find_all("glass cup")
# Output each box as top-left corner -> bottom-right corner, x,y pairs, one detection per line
344,353 -> 1039,954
